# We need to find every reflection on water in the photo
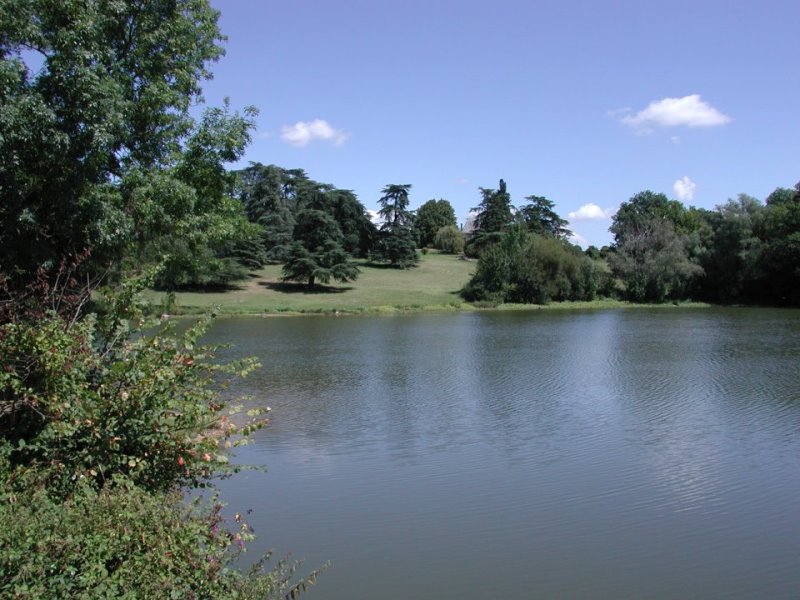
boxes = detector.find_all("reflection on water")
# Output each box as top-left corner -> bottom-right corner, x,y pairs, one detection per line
205,309 -> 800,600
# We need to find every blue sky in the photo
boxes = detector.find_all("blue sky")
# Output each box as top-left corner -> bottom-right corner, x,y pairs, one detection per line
204,0 -> 799,248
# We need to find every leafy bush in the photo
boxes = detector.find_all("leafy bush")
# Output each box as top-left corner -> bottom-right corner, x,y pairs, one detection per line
434,225 -> 465,254
0,276 -> 266,498
461,227 -> 600,304
0,269 -> 324,597
0,472 -> 322,600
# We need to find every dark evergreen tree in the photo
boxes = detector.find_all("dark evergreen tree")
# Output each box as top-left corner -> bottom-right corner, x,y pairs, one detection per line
234,164 -> 377,261
465,179 -> 516,257
236,163 -> 296,262
281,210 -> 359,288
373,184 -> 418,268
473,180 -> 515,234
316,189 -> 377,258
517,195 -> 571,239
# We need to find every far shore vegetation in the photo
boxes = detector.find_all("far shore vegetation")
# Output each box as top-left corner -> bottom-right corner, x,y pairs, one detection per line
144,252 -> 711,317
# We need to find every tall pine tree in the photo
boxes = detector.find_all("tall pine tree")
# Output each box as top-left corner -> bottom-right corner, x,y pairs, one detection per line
372,184 -> 418,268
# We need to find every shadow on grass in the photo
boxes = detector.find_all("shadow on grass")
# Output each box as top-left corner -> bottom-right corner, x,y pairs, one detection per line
361,262 -> 419,270
156,282 -> 246,293
259,281 -> 353,294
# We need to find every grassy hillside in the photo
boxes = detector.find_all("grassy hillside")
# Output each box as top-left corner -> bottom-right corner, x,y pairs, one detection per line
144,252 -> 476,315
142,252 -> 710,316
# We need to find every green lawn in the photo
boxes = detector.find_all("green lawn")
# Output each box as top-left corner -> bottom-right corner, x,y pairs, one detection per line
142,252 -> 711,316
144,252 -> 477,315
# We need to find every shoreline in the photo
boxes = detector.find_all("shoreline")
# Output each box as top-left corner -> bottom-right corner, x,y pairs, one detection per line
164,299 -> 715,319
145,255 -> 734,320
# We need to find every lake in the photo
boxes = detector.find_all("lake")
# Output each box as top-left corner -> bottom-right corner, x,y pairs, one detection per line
204,308 -> 800,600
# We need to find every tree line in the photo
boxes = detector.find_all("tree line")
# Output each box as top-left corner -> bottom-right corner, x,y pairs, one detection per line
609,187 -> 800,305
180,160 -> 800,307
128,152 -> 800,306
461,180 -> 800,307
228,164 -> 463,286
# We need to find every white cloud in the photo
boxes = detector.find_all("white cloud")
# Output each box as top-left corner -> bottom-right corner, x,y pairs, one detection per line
453,177 -> 469,185
606,107 -> 632,118
619,94 -> 731,133
280,119 -> 348,147
462,211 -> 478,233
569,232 -> 589,248
673,176 -> 697,201
366,209 -> 384,226
568,203 -> 615,221
670,135 -> 681,145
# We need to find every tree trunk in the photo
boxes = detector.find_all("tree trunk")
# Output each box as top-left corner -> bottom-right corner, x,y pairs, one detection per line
308,275 -> 315,288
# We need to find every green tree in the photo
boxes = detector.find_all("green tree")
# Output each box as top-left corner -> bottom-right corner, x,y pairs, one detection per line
314,188 -> 377,258
282,210 -> 360,288
610,191 -> 703,302
610,190 -> 697,239
234,164 -> 377,261
236,163 -> 296,262
0,3 -> 322,596
757,183 -> 800,305
0,1 -> 261,290
462,226 -> 598,304
473,179 -> 515,234
434,225 -> 465,254
377,184 -> 413,229
697,195 -> 763,303
414,199 -> 457,247
0,0 -> 232,286
585,245 -> 602,260
140,102 -> 263,288
610,215 -> 702,302
465,179 -> 515,257
517,195 -> 571,239
373,184 -> 418,267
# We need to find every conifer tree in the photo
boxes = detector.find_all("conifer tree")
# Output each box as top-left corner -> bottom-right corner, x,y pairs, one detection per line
372,184 -> 418,268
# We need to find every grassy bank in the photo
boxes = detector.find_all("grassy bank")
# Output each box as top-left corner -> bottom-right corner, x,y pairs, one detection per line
144,252 -> 477,315
143,252 -> 712,316
496,299 -> 711,311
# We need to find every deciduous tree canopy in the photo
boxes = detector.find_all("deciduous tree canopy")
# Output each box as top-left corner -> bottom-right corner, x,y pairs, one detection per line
414,199 -> 457,248
0,0 -> 257,289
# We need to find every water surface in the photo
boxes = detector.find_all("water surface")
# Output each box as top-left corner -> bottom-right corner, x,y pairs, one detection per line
205,308 -> 800,599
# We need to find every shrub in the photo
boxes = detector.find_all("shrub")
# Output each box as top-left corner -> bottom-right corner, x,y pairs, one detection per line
461,228 -> 601,304
0,271 -> 322,598
0,275 -> 266,497
0,472 -> 322,599
434,225 -> 465,254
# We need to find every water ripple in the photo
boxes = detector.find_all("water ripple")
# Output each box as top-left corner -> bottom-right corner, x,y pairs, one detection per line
206,310 -> 800,600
